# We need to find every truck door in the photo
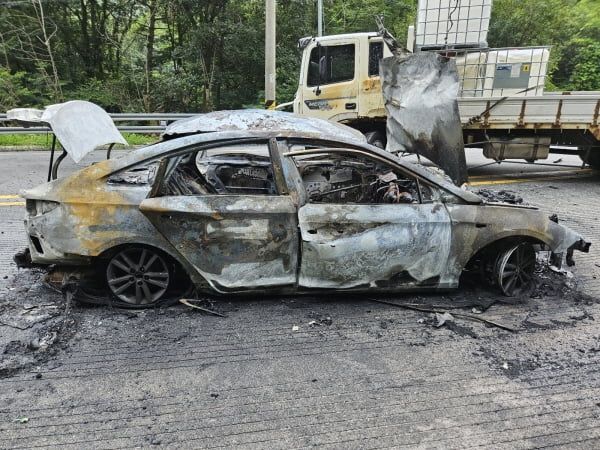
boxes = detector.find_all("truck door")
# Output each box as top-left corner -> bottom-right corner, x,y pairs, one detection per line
357,39 -> 389,119
298,39 -> 359,122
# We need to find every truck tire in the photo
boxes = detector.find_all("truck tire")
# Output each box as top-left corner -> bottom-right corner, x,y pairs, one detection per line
365,131 -> 386,149
579,149 -> 600,169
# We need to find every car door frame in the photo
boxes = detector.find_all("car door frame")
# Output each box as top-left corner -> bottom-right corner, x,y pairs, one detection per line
281,144 -> 455,291
138,137 -> 300,293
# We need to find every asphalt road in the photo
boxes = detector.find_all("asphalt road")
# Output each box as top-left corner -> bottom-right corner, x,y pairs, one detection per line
1,147 -> 599,449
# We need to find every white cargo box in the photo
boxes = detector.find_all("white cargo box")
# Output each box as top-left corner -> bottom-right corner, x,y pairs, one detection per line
454,47 -> 550,97
415,0 -> 493,50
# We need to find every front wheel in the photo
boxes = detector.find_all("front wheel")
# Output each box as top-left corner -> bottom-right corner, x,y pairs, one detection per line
579,149 -> 600,170
106,247 -> 172,307
493,242 -> 536,297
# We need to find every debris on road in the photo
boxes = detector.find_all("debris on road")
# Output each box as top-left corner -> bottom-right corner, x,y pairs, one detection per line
435,312 -> 454,328
0,270 -> 76,378
307,312 -> 333,327
549,265 -> 575,279
475,188 -> 524,204
179,298 -> 226,317
370,299 -> 517,332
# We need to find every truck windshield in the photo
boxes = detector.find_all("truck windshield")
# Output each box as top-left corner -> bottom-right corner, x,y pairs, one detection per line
307,44 -> 355,87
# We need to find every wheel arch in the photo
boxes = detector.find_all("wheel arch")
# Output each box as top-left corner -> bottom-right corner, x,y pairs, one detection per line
95,240 -> 209,289
97,241 -> 177,261
464,233 -> 548,270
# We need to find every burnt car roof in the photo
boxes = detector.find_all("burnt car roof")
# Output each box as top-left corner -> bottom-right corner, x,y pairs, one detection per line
162,109 -> 366,143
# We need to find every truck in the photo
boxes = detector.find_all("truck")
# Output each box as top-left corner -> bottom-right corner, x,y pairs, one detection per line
284,0 -> 600,169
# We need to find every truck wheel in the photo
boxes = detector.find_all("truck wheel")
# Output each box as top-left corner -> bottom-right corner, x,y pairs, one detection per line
579,149 -> 600,169
365,131 -> 386,149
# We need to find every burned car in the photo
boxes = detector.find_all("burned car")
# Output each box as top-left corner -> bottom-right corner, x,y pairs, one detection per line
21,110 -> 590,307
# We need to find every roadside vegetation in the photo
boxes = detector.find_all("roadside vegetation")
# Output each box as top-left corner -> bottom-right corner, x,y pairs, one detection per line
0,0 -> 598,115
0,133 -> 156,149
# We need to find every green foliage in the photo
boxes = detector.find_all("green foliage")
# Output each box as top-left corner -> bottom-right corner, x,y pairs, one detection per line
0,133 -> 156,148
0,0 -> 598,112
0,134 -> 54,148
557,38 -> 600,91
0,69 -> 53,110
574,0 -> 600,41
0,70 -> 33,110
69,77 -> 144,112
488,0 -> 577,47
324,0 -> 416,44
489,0 -> 600,91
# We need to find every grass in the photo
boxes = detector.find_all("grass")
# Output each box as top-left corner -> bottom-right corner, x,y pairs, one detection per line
0,132 -> 158,148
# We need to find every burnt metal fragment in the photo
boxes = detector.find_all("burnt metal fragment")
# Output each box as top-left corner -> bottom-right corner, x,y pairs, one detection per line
380,52 -> 468,185
476,189 -> 524,204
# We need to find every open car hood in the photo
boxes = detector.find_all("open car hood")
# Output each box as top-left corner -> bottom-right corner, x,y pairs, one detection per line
7,100 -> 127,163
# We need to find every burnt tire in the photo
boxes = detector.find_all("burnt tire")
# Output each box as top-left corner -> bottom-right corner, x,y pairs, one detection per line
105,246 -> 176,308
493,242 -> 536,297
579,149 -> 600,170
365,130 -> 386,149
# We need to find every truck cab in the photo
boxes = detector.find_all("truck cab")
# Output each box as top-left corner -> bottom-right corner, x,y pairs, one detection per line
293,33 -> 392,143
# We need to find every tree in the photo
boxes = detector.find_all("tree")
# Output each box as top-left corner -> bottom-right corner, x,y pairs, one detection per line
0,0 -> 597,111
489,0 -> 600,91
0,0 -> 63,101
556,38 -> 600,91
0,69 -> 34,110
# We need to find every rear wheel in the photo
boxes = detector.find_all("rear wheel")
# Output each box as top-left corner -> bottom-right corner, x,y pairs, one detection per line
579,149 -> 600,169
106,247 -> 171,306
493,243 -> 536,296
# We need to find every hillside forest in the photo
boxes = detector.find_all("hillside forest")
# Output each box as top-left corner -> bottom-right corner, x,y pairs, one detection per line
0,0 -> 598,112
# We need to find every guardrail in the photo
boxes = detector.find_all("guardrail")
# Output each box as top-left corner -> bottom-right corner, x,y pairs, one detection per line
0,112 -> 197,134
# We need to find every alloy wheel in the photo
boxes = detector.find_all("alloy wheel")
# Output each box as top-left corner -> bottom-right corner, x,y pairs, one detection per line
494,243 -> 536,296
106,247 -> 170,305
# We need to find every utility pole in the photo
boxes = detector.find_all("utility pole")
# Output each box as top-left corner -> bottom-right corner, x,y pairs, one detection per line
265,0 -> 276,108
317,0 -> 323,36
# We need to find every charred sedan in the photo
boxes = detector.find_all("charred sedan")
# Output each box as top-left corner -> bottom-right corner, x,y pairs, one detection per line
22,110 -> 590,307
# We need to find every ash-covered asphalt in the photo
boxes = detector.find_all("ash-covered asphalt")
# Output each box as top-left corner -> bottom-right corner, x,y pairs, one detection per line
1,150 -> 600,448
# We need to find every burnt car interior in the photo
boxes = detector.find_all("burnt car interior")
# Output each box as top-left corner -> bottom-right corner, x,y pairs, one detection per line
163,144 -> 278,196
107,140 -> 442,207
290,152 -> 434,204
107,161 -> 159,186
